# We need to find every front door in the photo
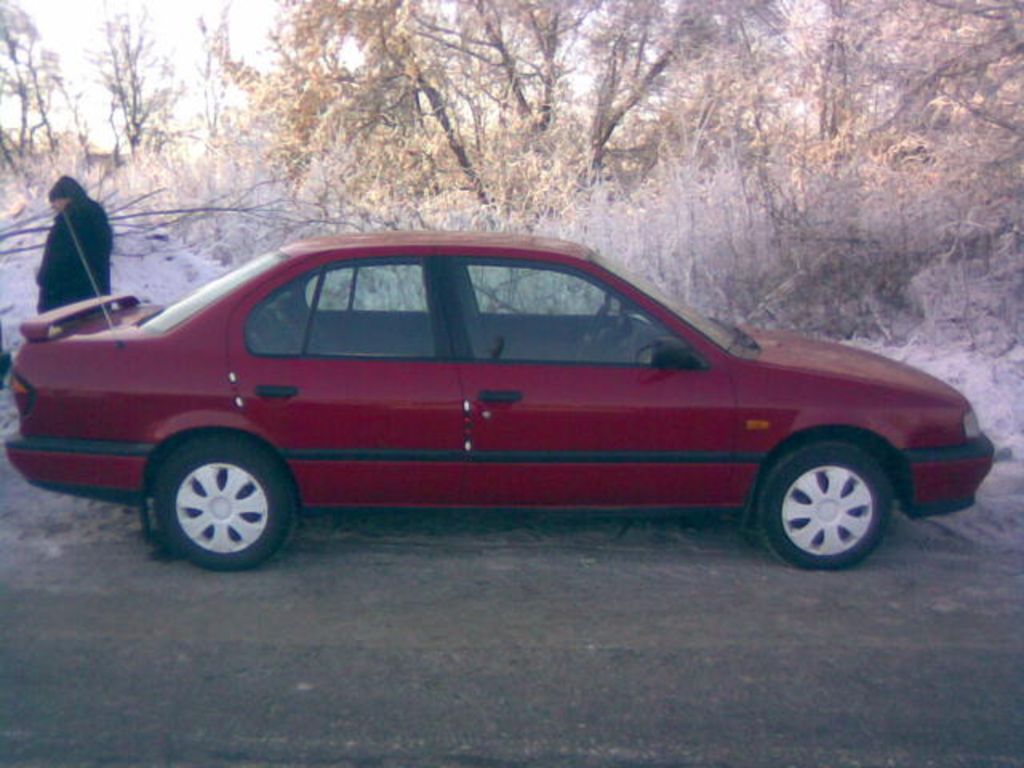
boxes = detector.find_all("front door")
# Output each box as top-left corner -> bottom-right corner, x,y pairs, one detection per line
449,259 -> 742,509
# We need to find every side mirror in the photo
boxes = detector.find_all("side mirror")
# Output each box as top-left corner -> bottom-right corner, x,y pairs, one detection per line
650,338 -> 706,371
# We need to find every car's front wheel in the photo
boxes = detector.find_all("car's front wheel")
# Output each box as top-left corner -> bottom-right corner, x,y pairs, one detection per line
757,442 -> 891,570
153,437 -> 295,570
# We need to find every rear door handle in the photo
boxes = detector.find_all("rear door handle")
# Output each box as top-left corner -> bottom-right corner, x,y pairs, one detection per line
478,389 -> 522,404
254,385 -> 299,399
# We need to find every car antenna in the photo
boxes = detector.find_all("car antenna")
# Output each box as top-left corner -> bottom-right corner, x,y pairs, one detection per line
61,209 -> 115,332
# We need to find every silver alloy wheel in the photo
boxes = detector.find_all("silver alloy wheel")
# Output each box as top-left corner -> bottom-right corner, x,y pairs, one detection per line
175,462 -> 269,554
780,465 -> 874,556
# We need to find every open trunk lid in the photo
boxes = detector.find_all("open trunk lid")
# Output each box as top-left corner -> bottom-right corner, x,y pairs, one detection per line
20,295 -> 149,342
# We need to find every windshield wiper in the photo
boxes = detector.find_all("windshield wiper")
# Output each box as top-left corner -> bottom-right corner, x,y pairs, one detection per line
711,318 -> 760,355
729,325 -> 760,354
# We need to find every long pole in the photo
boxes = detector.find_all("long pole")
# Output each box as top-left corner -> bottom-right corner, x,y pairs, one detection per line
60,209 -> 114,331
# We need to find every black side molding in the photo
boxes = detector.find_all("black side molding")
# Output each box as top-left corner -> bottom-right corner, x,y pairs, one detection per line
6,436 -> 153,457
903,435 -> 994,464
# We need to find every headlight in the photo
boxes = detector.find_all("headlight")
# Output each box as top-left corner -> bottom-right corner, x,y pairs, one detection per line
963,409 -> 981,440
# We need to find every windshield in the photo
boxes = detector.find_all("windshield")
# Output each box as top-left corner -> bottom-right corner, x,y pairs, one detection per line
591,252 -> 758,357
142,251 -> 290,334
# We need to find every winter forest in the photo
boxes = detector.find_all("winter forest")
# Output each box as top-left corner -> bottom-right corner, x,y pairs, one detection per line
1,0 -> 1022,459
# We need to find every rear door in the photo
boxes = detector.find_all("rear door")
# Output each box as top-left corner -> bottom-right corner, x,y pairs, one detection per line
447,257 -> 743,509
227,255 -> 465,508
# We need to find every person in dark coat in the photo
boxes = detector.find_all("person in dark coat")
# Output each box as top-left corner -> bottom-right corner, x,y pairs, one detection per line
36,176 -> 113,313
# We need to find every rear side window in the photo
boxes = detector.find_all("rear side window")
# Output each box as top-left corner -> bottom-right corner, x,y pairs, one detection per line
246,260 -> 434,358
246,276 -> 313,355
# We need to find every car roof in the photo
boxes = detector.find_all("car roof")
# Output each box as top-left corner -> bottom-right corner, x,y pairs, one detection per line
280,231 -> 596,263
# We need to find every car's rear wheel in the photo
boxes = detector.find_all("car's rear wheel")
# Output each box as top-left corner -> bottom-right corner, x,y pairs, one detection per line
757,442 -> 891,570
153,437 -> 295,570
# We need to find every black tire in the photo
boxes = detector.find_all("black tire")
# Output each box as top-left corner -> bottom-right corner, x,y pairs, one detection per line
153,436 -> 295,571
757,442 -> 891,570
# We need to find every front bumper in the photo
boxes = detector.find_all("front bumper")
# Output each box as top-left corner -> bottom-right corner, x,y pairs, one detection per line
902,435 -> 995,518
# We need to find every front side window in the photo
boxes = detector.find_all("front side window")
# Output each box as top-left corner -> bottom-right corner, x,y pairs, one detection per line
246,260 -> 434,358
462,262 -> 672,365
469,264 -> 606,316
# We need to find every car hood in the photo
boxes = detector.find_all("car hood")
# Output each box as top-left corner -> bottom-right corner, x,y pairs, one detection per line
745,327 -> 962,402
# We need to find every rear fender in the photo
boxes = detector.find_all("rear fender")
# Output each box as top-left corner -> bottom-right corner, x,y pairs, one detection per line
143,420 -> 296,502
148,409 -> 272,447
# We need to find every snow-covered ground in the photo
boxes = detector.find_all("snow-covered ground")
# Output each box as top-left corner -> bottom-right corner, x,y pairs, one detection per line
1,221 -> 1022,551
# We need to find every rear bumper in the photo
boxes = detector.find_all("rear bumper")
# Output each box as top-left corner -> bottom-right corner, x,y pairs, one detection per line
902,435 -> 995,518
5,436 -> 150,504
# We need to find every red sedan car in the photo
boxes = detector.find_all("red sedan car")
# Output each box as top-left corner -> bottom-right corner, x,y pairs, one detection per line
5,233 -> 993,570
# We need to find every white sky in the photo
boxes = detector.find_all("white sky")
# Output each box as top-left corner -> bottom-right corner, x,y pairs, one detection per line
32,0 -> 279,70
28,0 -> 280,145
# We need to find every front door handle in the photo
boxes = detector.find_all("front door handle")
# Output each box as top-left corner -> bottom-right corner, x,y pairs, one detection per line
478,389 -> 522,404
254,385 -> 299,399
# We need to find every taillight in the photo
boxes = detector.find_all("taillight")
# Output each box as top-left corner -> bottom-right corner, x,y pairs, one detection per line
10,372 -> 35,418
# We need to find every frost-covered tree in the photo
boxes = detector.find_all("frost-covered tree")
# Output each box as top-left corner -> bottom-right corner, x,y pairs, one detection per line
196,5 -> 234,141
240,0 -> 722,219
0,0 -> 60,169
96,8 -> 180,159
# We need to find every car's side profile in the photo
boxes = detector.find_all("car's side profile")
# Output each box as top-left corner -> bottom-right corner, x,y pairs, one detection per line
5,233 -> 994,570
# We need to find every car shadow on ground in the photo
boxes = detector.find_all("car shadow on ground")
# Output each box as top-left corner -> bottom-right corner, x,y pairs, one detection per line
291,506 -> 751,557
